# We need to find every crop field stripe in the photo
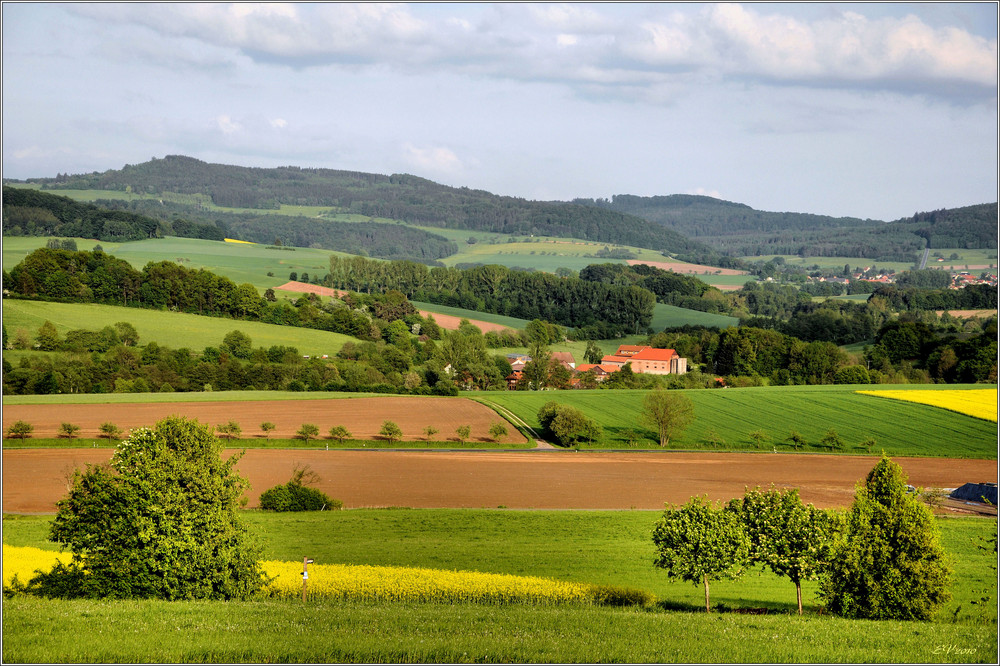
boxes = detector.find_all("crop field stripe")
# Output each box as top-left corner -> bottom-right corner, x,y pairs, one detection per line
857,389 -> 998,422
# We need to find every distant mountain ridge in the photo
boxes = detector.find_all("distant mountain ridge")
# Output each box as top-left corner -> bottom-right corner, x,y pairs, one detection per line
11,155 -> 996,263
24,155 -> 710,257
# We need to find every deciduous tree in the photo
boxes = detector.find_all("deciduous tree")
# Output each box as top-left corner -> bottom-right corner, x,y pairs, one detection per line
641,388 -> 694,447
380,420 -> 402,445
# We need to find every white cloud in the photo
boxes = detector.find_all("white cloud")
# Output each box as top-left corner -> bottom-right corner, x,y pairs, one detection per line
216,115 -> 242,135
269,118 -> 287,129
688,187 -> 724,200
402,143 -> 463,174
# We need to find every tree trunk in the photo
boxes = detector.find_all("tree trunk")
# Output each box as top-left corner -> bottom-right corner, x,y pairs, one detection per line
796,580 -> 803,615
704,573 -> 711,612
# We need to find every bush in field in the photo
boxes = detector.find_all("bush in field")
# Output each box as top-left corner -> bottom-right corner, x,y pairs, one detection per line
652,495 -> 749,612
455,425 -> 471,444
216,420 -> 242,440
6,420 -> 34,442
29,416 -> 265,600
260,422 -> 276,440
259,464 -> 341,512
537,401 -> 602,447
820,456 -> 951,620
488,422 -> 508,442
423,425 -> 438,440
726,487 -> 842,614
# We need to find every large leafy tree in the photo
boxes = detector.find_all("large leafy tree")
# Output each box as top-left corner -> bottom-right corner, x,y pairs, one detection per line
40,416 -> 265,600
820,456 -> 951,620
652,495 -> 750,612
641,388 -> 694,447
726,487 -> 842,614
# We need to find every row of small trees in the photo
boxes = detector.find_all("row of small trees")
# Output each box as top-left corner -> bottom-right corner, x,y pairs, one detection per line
652,457 -> 951,619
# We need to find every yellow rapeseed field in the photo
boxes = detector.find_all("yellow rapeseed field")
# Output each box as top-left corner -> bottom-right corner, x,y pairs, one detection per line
2,546 -> 650,606
857,389 -> 998,422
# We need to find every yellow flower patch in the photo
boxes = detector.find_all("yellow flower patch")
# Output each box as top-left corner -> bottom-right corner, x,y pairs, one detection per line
224,238 -> 256,244
2,545 -> 72,587
857,389 -> 997,422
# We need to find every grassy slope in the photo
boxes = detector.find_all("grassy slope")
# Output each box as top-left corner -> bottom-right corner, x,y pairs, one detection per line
475,385 -> 998,457
3,512 -> 995,663
2,299 -> 353,357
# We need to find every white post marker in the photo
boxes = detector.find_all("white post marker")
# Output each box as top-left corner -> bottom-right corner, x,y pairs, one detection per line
302,557 -> 314,602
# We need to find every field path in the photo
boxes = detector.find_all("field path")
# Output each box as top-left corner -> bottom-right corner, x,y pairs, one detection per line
3,449 -> 994,513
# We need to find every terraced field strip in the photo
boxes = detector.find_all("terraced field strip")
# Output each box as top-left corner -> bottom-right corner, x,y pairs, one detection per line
856,389 -> 998,422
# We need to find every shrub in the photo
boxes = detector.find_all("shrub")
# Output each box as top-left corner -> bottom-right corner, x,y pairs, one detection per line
59,423 -> 80,439
6,420 -> 34,442
538,402 -> 602,447
259,465 -> 341,512
820,456 -> 951,620
34,416 -> 265,600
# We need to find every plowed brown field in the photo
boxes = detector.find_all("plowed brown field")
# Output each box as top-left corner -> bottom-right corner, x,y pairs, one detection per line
3,448 -> 994,513
1,397 -> 523,442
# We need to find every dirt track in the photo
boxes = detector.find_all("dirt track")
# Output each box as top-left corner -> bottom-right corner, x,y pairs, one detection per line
0,397 -> 525,443
3,448 -> 995,513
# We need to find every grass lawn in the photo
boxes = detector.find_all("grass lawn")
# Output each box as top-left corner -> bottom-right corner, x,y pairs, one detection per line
2,299 -> 353,358
2,511 -> 995,663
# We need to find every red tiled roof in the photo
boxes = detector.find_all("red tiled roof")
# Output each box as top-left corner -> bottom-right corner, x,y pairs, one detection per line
615,345 -> 647,356
631,347 -> 677,361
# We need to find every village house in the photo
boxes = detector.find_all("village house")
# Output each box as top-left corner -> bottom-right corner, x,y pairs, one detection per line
599,345 -> 687,376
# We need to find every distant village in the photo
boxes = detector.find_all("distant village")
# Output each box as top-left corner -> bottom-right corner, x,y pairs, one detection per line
805,267 -> 998,290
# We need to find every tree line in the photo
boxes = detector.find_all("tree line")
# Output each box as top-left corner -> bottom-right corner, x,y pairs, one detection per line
326,255 -> 656,334
2,186 -> 223,242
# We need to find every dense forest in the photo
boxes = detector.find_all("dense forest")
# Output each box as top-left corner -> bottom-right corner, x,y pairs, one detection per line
22,155 -> 709,255
2,186 -> 222,242
576,194 -> 997,260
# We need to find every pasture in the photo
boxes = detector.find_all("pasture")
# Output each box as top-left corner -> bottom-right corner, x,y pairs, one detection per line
2,511 -> 996,663
477,385 -> 999,458
2,299 -> 353,358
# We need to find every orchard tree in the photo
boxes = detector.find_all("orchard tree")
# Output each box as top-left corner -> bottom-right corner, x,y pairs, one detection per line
423,425 -> 439,441
652,495 -> 750,612
455,424 -> 472,444
216,420 -> 242,440
99,422 -> 123,443
727,487 -> 842,614
821,429 -> 845,452
641,388 -> 694,447
380,420 -> 403,445
488,422 -> 508,442
36,416 -> 266,599
748,429 -> 768,450
260,422 -> 276,440
820,456 -> 951,620
6,420 -> 33,442
59,423 -> 81,439
296,423 -> 319,443
329,425 -> 352,444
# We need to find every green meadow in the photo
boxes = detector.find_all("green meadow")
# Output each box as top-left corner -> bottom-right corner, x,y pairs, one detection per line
475,385 -> 998,457
2,299 -> 353,358
2,511 -> 996,663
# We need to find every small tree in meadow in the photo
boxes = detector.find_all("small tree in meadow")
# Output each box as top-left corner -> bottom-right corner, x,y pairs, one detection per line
748,429 -> 768,450
260,422 -> 276,440
329,425 -> 351,444
423,426 -> 439,441
296,423 -> 319,443
860,436 -> 877,454
785,430 -> 806,450
652,495 -> 750,612
727,487 -> 842,614
99,422 -> 123,443
59,423 -> 81,439
456,425 -> 472,444
488,422 -> 508,443
821,429 -> 844,452
380,421 -> 403,445
6,420 -> 33,442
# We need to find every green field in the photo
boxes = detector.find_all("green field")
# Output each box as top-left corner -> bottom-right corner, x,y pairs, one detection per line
475,385 -> 999,457
650,302 -> 739,329
2,300 -> 353,358
2,511 -> 996,663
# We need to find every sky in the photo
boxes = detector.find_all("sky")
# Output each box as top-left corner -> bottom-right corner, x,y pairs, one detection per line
2,2 -> 997,222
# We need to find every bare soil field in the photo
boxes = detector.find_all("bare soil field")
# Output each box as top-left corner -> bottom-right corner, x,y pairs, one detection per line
939,309 -> 998,318
626,259 -> 748,276
1,397 -> 525,443
2,449 -> 994,513
275,281 -> 515,332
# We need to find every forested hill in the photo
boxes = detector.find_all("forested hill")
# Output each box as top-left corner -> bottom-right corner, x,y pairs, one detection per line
23,155 -> 710,256
576,194 -> 997,261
